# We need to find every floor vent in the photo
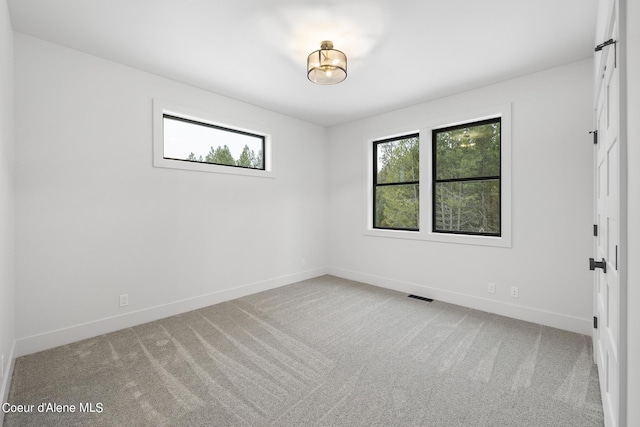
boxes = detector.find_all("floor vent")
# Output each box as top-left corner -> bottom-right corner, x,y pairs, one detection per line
408,294 -> 434,302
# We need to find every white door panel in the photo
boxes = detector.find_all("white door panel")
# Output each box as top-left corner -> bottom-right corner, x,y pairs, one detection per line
594,20 -> 620,426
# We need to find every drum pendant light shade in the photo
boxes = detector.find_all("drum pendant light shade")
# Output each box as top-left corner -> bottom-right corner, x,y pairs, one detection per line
307,41 -> 347,85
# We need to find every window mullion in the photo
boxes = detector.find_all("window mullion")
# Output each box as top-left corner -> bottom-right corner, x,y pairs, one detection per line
375,180 -> 420,188
434,176 -> 500,184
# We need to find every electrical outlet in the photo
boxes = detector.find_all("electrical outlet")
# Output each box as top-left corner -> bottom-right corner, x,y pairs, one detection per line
510,286 -> 519,298
488,283 -> 496,294
119,294 -> 129,307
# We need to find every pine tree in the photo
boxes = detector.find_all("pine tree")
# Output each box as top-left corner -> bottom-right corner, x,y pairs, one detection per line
236,145 -> 253,167
205,146 -> 216,163
212,145 -> 235,166
253,149 -> 263,169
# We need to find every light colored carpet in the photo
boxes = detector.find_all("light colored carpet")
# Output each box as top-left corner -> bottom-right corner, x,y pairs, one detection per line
4,275 -> 603,426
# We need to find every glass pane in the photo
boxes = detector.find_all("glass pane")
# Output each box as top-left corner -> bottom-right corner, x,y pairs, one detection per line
375,184 -> 419,230
376,135 -> 419,184
434,180 -> 500,234
163,115 -> 264,170
435,121 -> 500,180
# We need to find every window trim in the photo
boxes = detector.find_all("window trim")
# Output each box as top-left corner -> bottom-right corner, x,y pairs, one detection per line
153,99 -> 275,178
432,117 -> 502,237
372,133 -> 420,231
364,104 -> 512,248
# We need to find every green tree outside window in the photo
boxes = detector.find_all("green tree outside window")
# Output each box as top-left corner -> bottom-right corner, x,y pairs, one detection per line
373,135 -> 420,230
433,118 -> 501,235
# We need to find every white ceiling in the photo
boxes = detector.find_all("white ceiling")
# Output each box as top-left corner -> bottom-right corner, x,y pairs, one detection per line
8,0 -> 598,127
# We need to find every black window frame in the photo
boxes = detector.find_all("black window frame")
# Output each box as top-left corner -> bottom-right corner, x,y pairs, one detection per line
373,133 -> 420,232
163,114 -> 266,171
432,117 -> 501,237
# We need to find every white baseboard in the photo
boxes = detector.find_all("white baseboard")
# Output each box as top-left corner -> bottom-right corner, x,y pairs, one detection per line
13,265 -> 592,358
15,268 -> 328,357
0,340 -> 16,425
327,267 -> 592,336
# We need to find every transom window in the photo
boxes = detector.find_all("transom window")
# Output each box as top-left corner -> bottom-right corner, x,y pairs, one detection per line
163,114 -> 265,170
432,118 -> 501,236
152,99 -> 273,178
373,134 -> 420,231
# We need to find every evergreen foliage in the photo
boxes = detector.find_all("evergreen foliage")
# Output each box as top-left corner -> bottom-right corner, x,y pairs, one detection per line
373,120 -> 500,234
374,136 -> 420,230
434,120 -> 501,234
184,144 -> 263,169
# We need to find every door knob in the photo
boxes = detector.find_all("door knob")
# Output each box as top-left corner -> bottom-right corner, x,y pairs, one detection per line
589,258 -> 607,273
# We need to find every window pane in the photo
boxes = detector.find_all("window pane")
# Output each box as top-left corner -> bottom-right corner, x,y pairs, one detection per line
376,135 -> 419,184
163,115 -> 264,170
375,184 -> 419,230
434,180 -> 499,234
435,121 -> 500,180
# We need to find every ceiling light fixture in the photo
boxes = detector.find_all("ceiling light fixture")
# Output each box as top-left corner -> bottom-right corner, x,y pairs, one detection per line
307,41 -> 347,85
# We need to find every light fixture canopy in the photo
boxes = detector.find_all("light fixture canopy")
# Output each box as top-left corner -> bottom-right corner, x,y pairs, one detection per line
307,41 -> 347,85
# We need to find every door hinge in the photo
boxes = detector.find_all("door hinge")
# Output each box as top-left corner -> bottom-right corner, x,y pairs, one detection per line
595,39 -> 618,68
593,224 -> 598,236
589,130 -> 598,144
590,258 -> 607,273
594,316 -> 598,329
595,39 -> 616,51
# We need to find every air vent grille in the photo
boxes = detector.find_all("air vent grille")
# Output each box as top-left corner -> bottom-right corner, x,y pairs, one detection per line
408,294 -> 433,302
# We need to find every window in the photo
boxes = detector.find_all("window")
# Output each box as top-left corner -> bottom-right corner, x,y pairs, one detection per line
365,104 -> 511,247
163,115 -> 265,170
432,118 -> 501,236
373,134 -> 419,231
152,100 -> 273,178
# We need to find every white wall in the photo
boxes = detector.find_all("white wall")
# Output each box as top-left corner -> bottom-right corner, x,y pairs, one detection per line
327,59 -> 594,335
11,31 -> 597,352
624,0 -> 639,424
0,0 -> 15,416
14,34 -> 329,355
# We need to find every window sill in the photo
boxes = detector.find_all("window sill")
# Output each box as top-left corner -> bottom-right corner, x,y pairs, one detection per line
363,228 -> 511,248
153,157 -> 276,178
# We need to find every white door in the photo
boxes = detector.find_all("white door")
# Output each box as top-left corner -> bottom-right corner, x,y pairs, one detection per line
593,22 -> 621,427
